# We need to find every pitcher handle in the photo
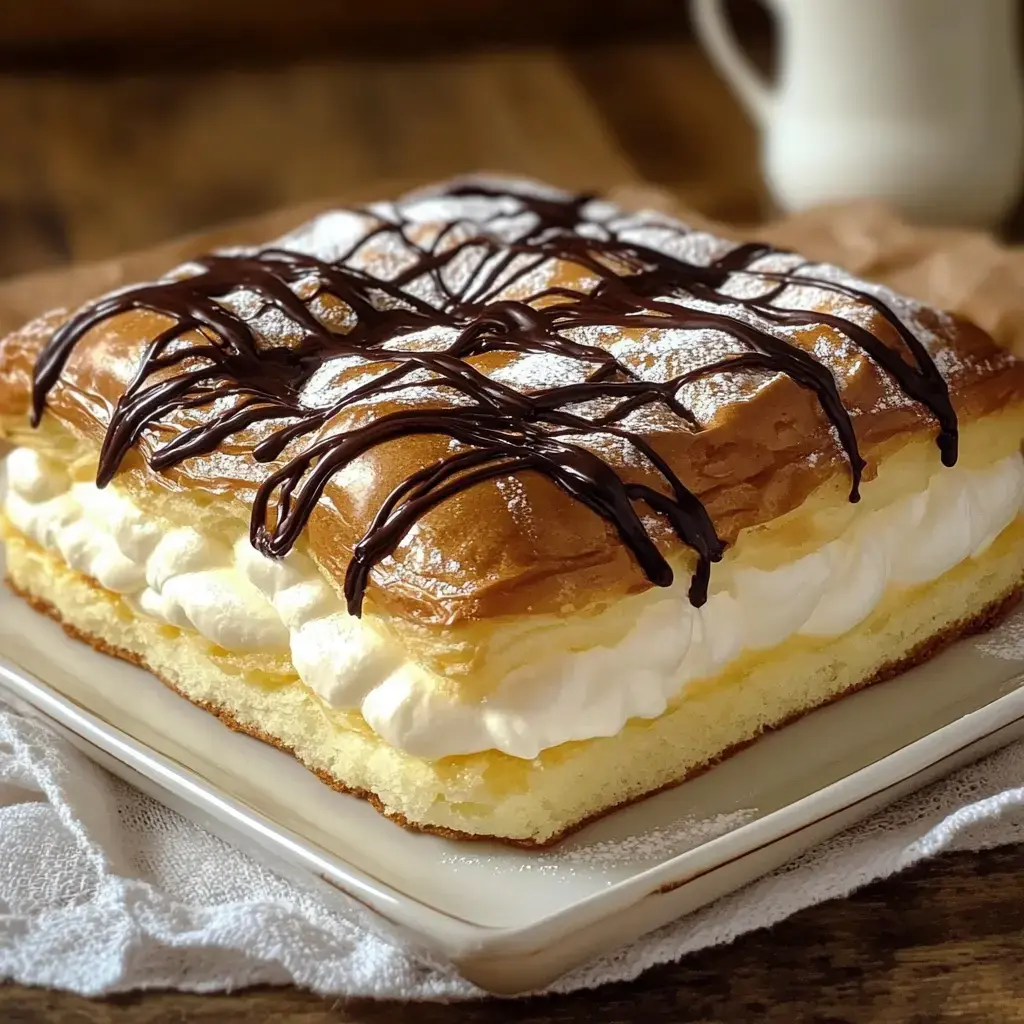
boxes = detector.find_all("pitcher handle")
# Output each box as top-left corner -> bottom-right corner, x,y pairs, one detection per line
691,0 -> 774,127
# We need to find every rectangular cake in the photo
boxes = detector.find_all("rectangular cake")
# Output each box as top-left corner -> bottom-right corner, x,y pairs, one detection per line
2,177 -> 1023,846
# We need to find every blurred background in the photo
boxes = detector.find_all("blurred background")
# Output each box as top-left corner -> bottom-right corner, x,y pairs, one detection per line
0,0 -> 777,277
1,0 -> 1021,279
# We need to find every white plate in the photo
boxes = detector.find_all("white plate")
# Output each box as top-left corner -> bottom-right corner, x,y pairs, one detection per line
1,542 -> 1024,993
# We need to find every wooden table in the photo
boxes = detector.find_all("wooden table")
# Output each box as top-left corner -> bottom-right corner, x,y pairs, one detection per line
2,38 -> 1024,1023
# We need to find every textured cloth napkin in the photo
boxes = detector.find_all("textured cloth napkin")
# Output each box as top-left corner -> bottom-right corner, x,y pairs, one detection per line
1,619 -> 1024,1000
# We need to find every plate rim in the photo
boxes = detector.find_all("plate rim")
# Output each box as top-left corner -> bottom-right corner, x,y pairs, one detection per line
2,638 -> 1023,964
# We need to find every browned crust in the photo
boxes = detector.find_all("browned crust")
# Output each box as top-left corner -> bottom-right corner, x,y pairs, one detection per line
3,188 -> 1024,630
6,573 -> 1021,848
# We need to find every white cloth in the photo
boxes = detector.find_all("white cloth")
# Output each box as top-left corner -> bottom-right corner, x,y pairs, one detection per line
0,702 -> 1023,999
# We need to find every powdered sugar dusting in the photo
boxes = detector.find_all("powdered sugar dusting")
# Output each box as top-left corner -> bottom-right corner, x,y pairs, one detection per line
438,808 -> 758,882
555,808 -> 757,867
96,173 -> 973,551
494,475 -> 537,540
158,178 -> 965,449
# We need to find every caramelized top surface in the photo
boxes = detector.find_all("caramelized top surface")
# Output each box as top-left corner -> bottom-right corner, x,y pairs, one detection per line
2,177 -> 1023,626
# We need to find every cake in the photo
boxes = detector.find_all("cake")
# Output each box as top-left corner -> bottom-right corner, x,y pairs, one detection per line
2,177 -> 1023,846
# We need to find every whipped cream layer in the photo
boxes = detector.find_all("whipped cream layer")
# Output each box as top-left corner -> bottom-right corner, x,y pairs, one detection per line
5,446 -> 1023,760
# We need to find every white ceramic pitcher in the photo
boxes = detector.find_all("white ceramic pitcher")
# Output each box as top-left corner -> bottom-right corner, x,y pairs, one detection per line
692,0 -> 1024,226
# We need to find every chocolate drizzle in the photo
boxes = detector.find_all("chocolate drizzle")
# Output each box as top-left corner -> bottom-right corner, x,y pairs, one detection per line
30,182 -> 959,616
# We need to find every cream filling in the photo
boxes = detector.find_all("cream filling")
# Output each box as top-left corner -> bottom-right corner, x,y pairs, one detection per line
4,447 -> 1023,760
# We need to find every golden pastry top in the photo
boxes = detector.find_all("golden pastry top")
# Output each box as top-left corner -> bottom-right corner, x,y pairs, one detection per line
2,177 -> 1023,627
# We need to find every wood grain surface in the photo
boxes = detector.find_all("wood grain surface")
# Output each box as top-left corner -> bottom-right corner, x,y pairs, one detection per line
1,36 -> 1023,1024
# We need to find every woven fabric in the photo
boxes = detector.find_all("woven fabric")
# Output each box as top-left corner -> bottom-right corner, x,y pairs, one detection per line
0,687 -> 1022,998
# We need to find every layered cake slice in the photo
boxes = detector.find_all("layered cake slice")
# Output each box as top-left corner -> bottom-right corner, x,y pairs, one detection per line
2,178 -> 1023,844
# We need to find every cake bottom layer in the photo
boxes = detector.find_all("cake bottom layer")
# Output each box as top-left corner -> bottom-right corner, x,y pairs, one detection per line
4,521 -> 1024,846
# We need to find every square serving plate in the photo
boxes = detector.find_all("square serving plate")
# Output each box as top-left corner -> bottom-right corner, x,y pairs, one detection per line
2,538 -> 1024,993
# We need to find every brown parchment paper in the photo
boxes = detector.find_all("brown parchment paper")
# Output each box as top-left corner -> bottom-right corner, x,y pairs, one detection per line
2,183 -> 1024,361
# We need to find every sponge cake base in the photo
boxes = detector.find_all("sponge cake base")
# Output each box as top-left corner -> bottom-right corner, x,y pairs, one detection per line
4,520 -> 1023,846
